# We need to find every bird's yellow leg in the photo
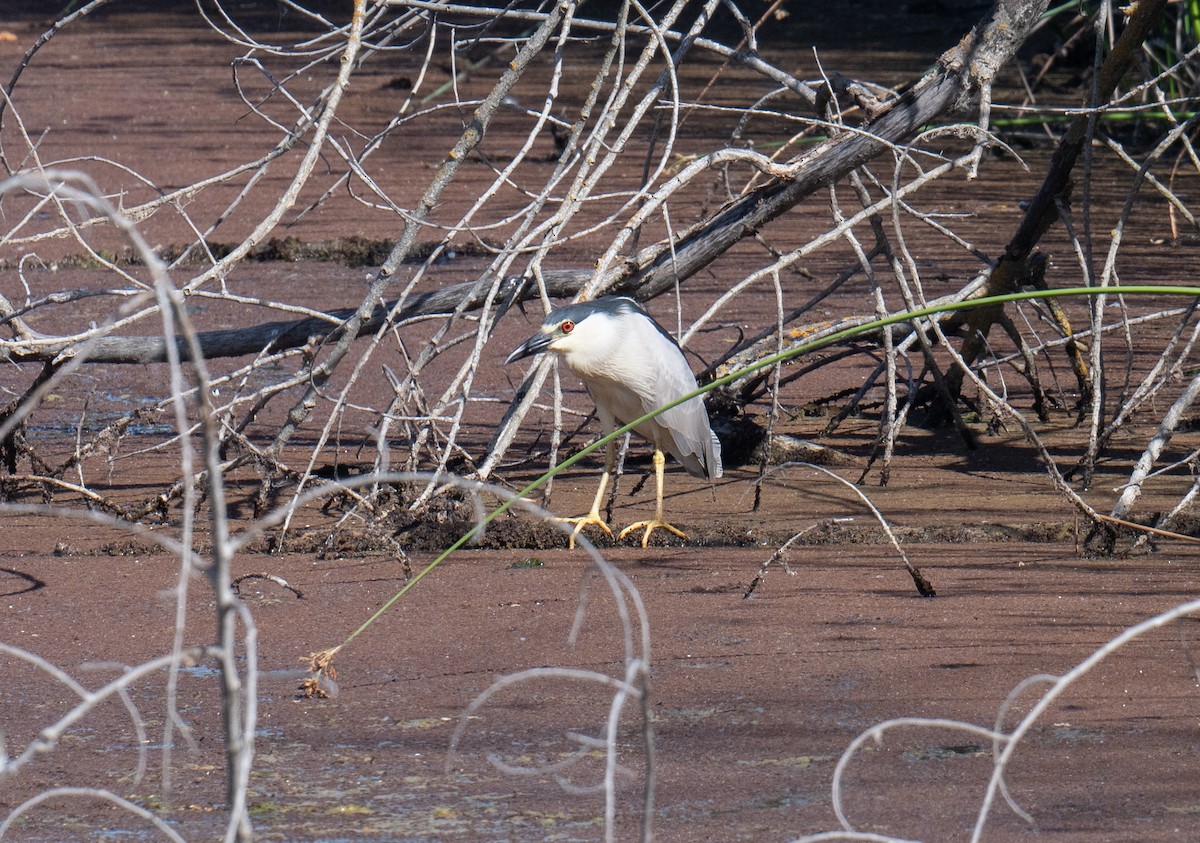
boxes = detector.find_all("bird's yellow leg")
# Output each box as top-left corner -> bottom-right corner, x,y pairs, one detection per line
553,439 -> 614,549
619,448 -> 688,547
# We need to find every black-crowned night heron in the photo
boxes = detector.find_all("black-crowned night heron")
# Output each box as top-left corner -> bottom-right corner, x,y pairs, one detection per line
506,295 -> 722,548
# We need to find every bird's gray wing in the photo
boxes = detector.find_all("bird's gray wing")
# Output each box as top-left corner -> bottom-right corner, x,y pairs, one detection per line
634,319 -> 722,480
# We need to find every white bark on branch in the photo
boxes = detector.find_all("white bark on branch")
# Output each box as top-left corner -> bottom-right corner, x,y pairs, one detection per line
2,0 -> 1050,369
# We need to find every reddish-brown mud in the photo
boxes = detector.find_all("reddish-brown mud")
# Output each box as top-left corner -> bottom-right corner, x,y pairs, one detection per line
3,6 -> 1200,843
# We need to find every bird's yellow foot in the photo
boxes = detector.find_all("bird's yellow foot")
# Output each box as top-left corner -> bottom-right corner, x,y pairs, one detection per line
552,511 -> 613,549
618,518 -> 688,548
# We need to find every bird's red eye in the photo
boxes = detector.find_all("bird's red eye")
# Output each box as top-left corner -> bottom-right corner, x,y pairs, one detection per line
560,319 -> 574,334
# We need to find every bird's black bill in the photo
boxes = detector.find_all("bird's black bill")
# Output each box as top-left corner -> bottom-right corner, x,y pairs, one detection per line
505,331 -> 552,364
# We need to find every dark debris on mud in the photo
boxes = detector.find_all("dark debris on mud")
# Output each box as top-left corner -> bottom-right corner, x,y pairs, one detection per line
72,517 -> 1085,562
0,237 -> 500,270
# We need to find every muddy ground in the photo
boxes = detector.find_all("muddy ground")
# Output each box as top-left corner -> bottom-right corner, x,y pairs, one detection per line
3,4 -> 1200,842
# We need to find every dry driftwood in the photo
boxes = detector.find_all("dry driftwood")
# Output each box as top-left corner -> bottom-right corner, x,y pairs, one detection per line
3,0 -> 1049,368
945,0 -> 1169,394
